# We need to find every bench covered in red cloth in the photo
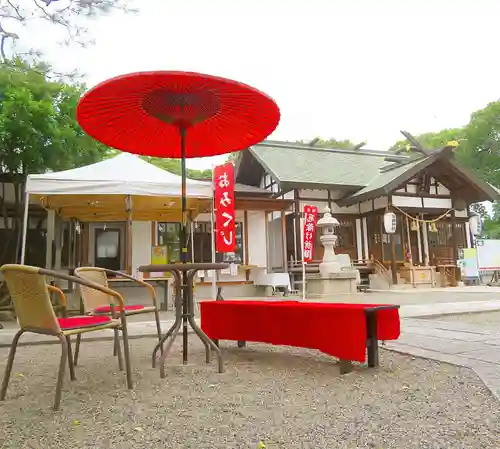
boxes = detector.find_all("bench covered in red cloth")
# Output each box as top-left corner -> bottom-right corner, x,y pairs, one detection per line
200,300 -> 400,371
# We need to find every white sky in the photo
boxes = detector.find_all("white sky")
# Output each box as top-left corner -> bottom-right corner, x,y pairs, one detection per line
31,0 -> 500,170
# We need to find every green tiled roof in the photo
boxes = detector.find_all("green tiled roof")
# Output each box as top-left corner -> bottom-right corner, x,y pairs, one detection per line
249,143 -> 393,188
346,157 -> 428,200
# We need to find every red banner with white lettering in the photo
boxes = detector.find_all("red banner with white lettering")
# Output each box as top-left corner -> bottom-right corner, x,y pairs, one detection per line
214,162 -> 236,253
302,205 -> 318,263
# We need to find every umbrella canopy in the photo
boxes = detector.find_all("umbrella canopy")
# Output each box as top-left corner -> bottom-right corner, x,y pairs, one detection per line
76,71 -> 281,158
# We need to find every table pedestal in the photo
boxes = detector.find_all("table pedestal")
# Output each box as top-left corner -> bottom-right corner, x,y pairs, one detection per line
140,264 -> 226,378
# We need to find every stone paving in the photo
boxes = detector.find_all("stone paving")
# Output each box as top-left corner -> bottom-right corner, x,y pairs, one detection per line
384,316 -> 500,401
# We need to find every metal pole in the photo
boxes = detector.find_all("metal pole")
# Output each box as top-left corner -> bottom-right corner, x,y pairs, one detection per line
190,220 -> 195,263
20,192 -> 30,264
180,126 -> 189,365
302,260 -> 306,301
210,173 -> 217,300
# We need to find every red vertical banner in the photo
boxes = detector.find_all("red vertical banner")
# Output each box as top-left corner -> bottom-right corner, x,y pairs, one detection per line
214,162 -> 236,253
302,205 -> 318,263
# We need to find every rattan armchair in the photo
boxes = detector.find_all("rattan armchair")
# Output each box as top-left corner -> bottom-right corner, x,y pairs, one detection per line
73,267 -> 162,365
0,264 -> 133,411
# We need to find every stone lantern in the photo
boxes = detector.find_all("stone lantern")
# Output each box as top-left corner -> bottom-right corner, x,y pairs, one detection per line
315,208 -> 341,277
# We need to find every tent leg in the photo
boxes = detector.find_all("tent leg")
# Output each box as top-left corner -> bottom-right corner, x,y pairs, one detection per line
20,193 -> 30,264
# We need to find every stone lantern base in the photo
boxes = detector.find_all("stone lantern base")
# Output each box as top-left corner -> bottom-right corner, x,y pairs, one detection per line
306,270 -> 359,297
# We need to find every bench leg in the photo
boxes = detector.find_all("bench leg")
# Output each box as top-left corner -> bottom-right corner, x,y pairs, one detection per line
339,359 -> 353,374
237,340 -> 246,348
365,309 -> 380,368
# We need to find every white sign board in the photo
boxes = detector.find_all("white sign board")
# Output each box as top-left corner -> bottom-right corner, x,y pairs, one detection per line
476,239 -> 500,270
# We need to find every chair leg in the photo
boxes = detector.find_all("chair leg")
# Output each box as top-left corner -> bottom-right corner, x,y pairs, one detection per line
0,329 -> 24,401
114,328 -> 124,371
73,334 -> 81,366
66,336 -> 76,381
154,309 -> 163,355
120,314 -> 133,389
54,335 -> 68,411
113,331 -> 118,357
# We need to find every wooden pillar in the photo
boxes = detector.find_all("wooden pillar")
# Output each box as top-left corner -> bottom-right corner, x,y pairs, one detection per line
45,209 -> 56,269
355,218 -> 363,261
281,210 -> 288,272
264,211 -> 270,271
387,201 -> 398,285
451,211 -> 459,286
54,216 -> 62,272
390,234 -> 398,285
243,210 -> 250,281
243,211 -> 249,266
362,217 -> 369,261
81,222 -> 89,266
421,214 -> 430,266
125,195 -> 133,274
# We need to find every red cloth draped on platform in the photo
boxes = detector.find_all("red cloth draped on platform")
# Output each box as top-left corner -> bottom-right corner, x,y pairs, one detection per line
200,301 -> 400,362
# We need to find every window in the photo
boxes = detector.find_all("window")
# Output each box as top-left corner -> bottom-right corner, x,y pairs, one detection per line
157,222 -> 181,263
157,221 -> 245,264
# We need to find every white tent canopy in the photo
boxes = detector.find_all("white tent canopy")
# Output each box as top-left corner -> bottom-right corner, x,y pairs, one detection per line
26,152 -> 212,198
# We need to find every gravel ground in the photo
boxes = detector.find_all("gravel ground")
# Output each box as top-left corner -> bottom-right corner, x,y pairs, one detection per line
420,311 -> 500,327
0,338 -> 499,449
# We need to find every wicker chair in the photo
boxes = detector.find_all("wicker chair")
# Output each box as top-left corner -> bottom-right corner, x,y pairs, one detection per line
73,267 -> 162,365
0,264 -> 133,411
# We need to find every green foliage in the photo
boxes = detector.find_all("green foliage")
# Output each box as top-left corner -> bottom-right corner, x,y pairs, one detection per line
482,201 -> 500,238
0,59 -> 110,175
0,58 -> 112,263
458,101 -> 500,186
143,157 -> 213,181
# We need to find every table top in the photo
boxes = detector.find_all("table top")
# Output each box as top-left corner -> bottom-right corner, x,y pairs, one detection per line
107,276 -> 172,282
138,263 -> 230,273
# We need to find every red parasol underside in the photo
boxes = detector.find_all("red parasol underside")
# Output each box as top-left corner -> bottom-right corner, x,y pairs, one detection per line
76,71 -> 280,158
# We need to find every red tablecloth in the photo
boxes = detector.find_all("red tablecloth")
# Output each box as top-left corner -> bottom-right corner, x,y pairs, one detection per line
200,301 -> 400,362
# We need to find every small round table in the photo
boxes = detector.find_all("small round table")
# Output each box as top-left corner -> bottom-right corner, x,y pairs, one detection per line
138,263 -> 228,378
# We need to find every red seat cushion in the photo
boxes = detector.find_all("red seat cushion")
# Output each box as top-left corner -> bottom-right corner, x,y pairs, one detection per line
93,305 -> 145,313
58,316 -> 112,330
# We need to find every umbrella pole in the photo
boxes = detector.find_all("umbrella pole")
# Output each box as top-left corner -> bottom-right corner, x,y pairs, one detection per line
180,126 -> 189,365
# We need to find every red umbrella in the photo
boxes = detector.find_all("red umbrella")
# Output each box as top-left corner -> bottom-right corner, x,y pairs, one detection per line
76,71 -> 280,158
76,71 -> 280,365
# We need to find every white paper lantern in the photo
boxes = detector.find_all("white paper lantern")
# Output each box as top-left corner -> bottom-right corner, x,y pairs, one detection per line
383,211 -> 397,234
469,214 -> 482,237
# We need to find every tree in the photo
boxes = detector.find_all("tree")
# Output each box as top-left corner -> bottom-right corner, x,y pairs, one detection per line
144,157 -> 213,181
0,59 -> 111,263
459,101 -> 500,187
0,0 -> 135,63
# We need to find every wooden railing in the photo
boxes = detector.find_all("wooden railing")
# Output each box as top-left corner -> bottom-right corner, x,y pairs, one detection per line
369,259 -> 393,286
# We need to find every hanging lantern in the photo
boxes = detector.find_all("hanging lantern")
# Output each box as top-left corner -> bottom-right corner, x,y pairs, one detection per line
383,211 -> 397,234
469,213 -> 482,237
428,222 -> 438,233
410,220 -> 419,231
